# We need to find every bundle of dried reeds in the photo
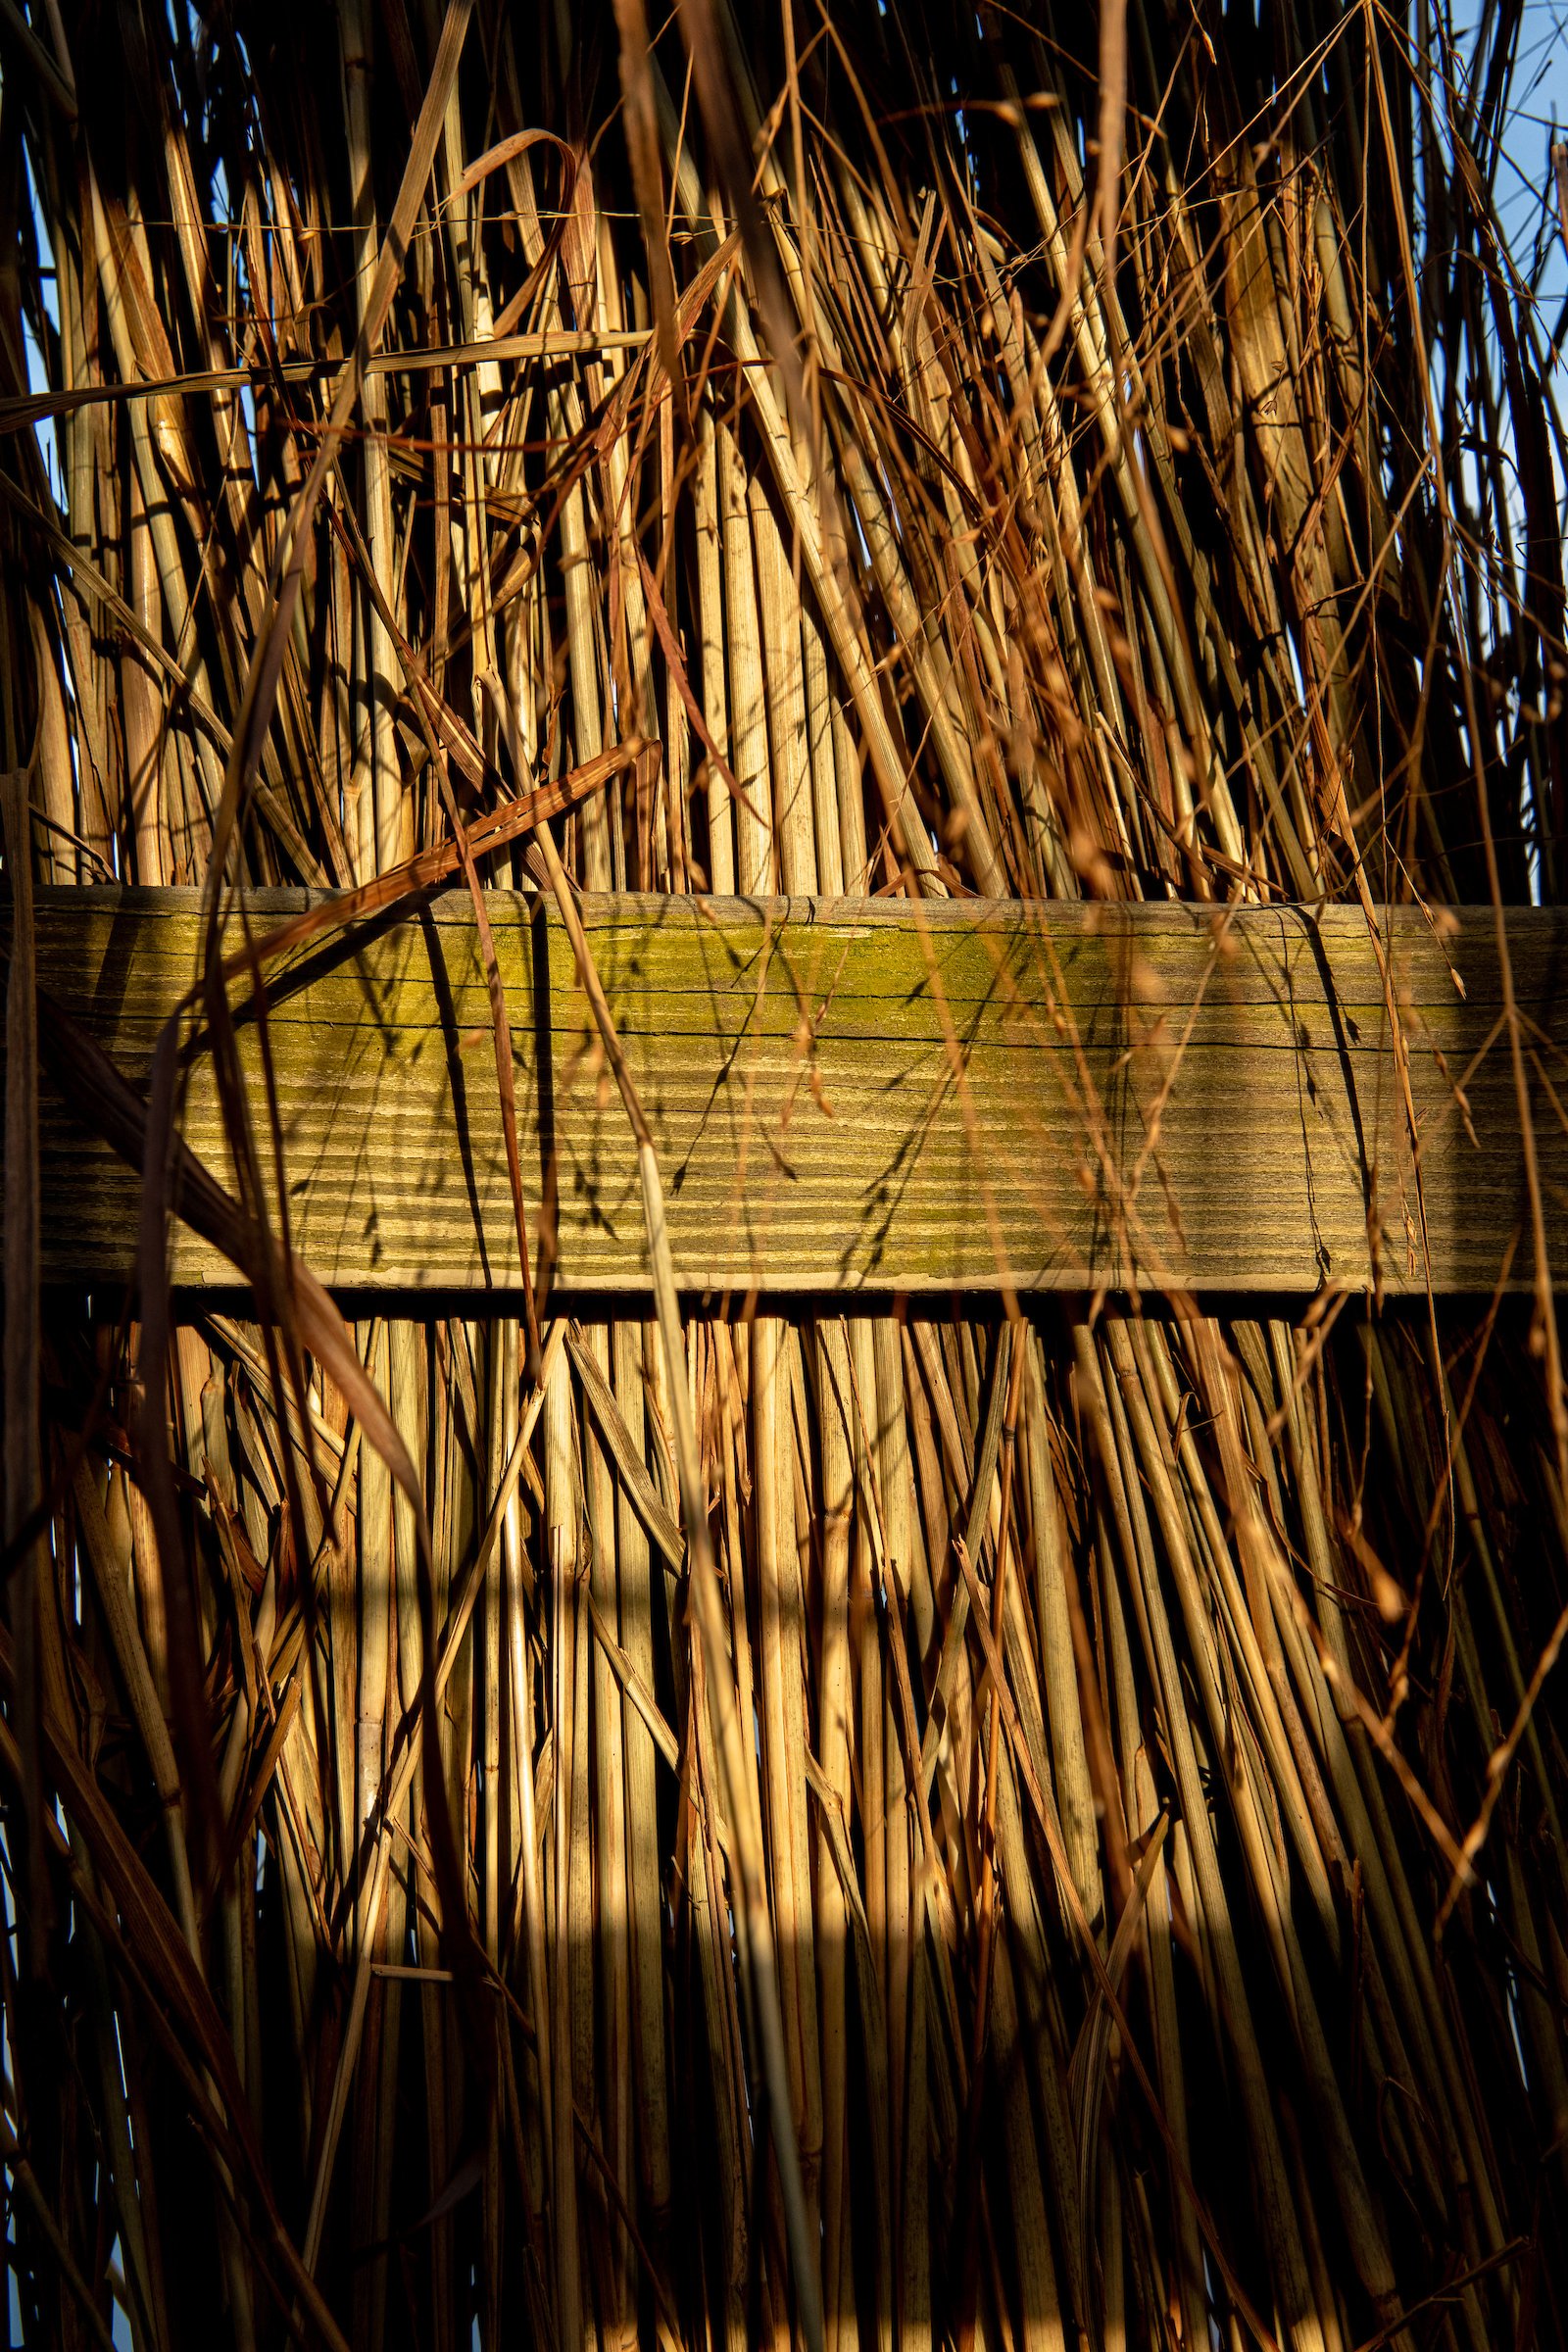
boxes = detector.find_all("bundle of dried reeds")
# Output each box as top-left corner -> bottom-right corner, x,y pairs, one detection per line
2,1 -> 1567,2346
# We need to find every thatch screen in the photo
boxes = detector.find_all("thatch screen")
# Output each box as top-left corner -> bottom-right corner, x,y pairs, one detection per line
1,1 -> 1566,2347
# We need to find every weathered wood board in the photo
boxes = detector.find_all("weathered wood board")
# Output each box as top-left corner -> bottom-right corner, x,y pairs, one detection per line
19,887 -> 1568,1297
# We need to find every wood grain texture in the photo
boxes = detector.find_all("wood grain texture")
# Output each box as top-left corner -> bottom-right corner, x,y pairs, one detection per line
19,887 -> 1568,1297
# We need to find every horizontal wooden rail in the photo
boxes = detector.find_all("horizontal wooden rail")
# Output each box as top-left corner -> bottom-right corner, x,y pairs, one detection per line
17,887 -> 1568,1298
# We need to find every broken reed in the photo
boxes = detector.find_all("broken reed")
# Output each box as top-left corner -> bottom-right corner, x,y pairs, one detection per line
2,1 -> 1568,2349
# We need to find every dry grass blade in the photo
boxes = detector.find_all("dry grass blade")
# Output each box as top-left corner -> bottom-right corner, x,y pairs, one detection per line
1,768 -> 49,1975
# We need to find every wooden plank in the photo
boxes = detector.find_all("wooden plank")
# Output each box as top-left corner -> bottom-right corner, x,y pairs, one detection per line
18,886 -> 1568,1297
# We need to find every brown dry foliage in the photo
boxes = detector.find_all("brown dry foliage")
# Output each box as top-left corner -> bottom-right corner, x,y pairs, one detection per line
2,2 -> 1568,2348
